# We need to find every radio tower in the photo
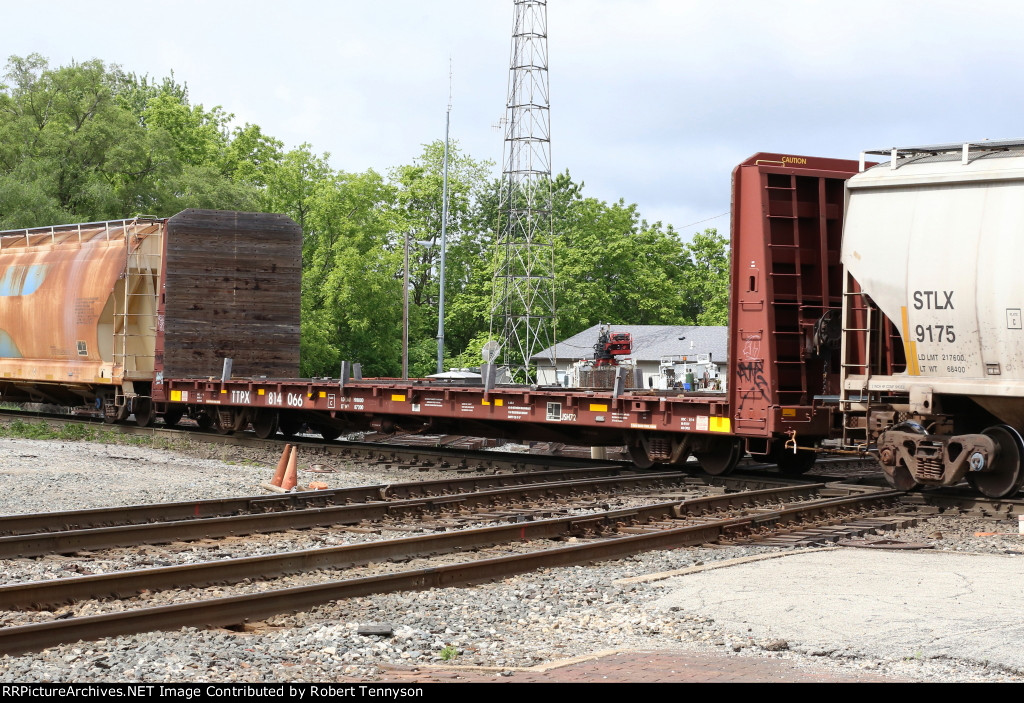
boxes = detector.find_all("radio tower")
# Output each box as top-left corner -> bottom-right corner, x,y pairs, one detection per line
490,0 -> 557,382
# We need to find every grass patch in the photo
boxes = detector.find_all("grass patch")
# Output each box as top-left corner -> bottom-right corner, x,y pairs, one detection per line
0,420 -> 179,448
0,419 -> 118,442
0,420 -> 62,440
57,423 -> 97,441
0,418 -> 216,459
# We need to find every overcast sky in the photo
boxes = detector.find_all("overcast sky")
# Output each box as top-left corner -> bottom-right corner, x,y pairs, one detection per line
6,0 -> 1024,236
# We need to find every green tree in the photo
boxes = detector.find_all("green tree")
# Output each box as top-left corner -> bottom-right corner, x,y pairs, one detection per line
0,54 -> 729,380
464,172 -> 731,372
263,144 -> 332,234
389,141 -> 494,377
0,54 -> 269,227
299,169 -> 402,377
473,171 -> 699,346
223,123 -> 284,188
679,229 -> 730,326
0,54 -> 144,225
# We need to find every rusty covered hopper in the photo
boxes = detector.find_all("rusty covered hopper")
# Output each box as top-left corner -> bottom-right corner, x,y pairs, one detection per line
0,210 -> 301,405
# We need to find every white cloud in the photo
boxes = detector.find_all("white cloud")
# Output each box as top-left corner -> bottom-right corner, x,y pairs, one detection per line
5,0 -> 1024,233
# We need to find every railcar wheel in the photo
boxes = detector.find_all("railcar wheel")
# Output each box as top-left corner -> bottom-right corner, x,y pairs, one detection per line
214,410 -> 235,435
195,412 -> 214,431
134,398 -> 154,428
881,422 -> 923,491
627,443 -> 656,469
772,445 -> 817,476
251,410 -> 279,440
695,437 -> 743,476
884,463 -> 920,491
103,400 -> 129,424
278,414 -> 302,438
162,407 -> 184,428
966,425 -> 1024,498
314,424 -> 342,441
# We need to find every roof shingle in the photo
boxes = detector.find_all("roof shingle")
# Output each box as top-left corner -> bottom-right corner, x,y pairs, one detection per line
531,324 -> 728,364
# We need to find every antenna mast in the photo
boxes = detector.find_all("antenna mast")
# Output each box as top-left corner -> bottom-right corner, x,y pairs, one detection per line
436,60 -> 452,374
490,0 -> 557,382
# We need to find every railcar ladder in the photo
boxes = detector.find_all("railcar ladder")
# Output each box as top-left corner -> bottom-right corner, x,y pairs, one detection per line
764,171 -> 809,405
839,272 -> 873,450
113,220 -> 162,406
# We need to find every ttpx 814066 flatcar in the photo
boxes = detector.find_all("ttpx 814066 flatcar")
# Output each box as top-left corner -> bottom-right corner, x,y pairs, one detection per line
162,152 -> 868,478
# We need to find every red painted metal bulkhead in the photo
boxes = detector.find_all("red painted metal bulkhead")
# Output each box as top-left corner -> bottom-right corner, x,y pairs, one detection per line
728,153 -> 862,446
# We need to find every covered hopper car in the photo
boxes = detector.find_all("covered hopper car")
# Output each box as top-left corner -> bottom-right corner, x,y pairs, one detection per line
839,139 -> 1024,497
0,210 -> 301,428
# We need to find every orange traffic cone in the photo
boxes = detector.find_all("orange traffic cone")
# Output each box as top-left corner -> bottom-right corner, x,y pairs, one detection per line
270,444 -> 292,487
281,446 -> 298,491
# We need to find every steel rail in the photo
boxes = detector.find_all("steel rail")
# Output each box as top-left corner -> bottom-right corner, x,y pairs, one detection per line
0,409 -> 870,481
898,489 -> 1024,517
0,466 -> 638,536
0,485 -> 820,609
0,489 -> 902,655
0,471 -> 715,558
0,409 -> 634,473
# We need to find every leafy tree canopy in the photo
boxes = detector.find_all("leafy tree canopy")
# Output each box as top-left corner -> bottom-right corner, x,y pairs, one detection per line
0,54 -> 731,378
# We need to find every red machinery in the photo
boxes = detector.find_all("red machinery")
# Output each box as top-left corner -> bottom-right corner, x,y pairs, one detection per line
593,326 -> 632,367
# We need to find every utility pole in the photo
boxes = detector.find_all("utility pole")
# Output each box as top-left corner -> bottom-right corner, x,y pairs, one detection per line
402,231 -> 410,380
436,62 -> 453,374
490,0 -> 557,382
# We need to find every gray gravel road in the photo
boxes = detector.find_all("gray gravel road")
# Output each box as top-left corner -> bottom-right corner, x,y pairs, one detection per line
0,435 -> 1021,683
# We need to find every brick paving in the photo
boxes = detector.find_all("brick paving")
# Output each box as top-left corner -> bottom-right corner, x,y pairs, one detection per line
374,649 -> 904,683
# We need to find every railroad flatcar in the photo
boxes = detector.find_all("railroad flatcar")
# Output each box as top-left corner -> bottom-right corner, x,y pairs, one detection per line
161,152 -> 867,476
0,210 -> 301,428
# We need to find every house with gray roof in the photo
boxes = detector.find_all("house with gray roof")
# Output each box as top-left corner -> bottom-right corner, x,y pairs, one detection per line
530,324 -> 728,387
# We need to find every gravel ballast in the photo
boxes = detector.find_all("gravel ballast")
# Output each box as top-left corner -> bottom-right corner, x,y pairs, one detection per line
0,434 -> 1021,683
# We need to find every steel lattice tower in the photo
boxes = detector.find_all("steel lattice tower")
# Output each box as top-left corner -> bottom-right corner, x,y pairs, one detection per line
490,0 -> 557,382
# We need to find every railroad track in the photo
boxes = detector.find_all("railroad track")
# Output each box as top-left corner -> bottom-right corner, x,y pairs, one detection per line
0,464 -> 868,559
0,408 -> 633,473
0,470 -> 706,557
0,408 -> 884,482
0,465 -> 642,537
0,482 -> 909,656
898,489 -> 1024,518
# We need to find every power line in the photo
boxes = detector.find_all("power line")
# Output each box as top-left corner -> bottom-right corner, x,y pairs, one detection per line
678,211 -> 729,230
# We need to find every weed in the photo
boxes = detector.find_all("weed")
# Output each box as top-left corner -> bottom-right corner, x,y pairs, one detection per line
58,423 -> 96,441
2,420 -> 60,440
439,646 -> 458,661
